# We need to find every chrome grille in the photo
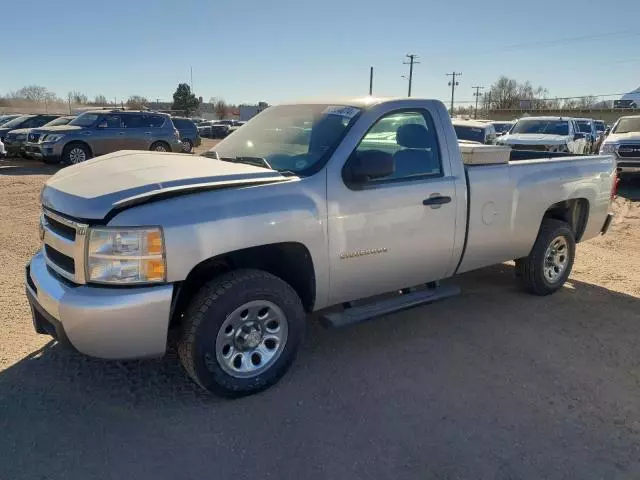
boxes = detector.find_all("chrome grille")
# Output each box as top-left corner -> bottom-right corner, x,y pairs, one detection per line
41,208 -> 88,284
617,144 -> 640,159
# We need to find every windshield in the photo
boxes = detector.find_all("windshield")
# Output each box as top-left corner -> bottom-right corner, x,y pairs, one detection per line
576,121 -> 592,134
612,117 -> 640,134
1,116 -> 31,129
453,125 -> 486,143
44,117 -> 72,127
492,122 -> 513,133
511,119 -> 569,136
208,104 -> 360,174
0,116 -> 19,126
69,113 -> 100,127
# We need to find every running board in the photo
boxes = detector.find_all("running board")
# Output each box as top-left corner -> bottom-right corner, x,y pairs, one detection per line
321,284 -> 461,328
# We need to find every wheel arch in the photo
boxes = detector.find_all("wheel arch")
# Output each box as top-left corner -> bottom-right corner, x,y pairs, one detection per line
170,242 -> 316,328
542,198 -> 590,242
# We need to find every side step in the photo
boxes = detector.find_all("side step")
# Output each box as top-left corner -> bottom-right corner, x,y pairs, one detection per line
321,284 -> 461,328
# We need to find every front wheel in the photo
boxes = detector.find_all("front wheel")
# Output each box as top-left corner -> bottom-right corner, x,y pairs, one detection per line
62,143 -> 91,165
515,219 -> 576,295
177,269 -> 306,397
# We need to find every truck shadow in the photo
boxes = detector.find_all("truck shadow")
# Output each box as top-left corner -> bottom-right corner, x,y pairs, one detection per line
1,264 -> 639,479
618,177 -> 640,201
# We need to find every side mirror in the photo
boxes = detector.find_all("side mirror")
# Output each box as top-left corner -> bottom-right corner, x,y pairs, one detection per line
605,128 -> 611,135
345,150 -> 394,184
574,132 -> 585,140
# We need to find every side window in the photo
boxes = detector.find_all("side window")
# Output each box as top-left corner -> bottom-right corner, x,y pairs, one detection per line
104,115 -> 124,128
353,110 -> 441,182
146,115 -> 166,128
122,114 -> 145,128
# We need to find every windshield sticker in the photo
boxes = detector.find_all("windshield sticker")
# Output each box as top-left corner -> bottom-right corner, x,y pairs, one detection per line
322,106 -> 361,119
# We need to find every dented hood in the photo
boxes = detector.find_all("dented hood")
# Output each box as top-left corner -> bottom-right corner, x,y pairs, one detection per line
41,150 -> 290,220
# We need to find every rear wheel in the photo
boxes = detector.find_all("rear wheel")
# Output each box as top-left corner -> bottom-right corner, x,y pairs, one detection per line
62,143 -> 91,165
178,269 -> 306,397
150,141 -> 170,152
515,219 -> 575,295
181,139 -> 193,153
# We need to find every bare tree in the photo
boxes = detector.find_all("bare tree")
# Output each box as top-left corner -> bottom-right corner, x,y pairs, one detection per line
487,76 -> 548,109
215,99 -> 228,119
8,85 -> 58,103
92,94 -> 108,105
69,91 -> 88,104
126,95 -> 148,109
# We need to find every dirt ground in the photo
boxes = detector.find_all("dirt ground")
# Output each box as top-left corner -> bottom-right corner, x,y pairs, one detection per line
0,152 -> 639,479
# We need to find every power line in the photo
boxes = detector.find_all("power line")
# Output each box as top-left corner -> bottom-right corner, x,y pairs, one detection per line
501,29 -> 640,52
403,54 -> 420,97
472,86 -> 484,119
446,72 -> 462,112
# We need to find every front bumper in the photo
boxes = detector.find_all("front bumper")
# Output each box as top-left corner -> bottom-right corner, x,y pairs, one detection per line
25,251 -> 174,359
4,139 -> 26,156
24,141 -> 63,160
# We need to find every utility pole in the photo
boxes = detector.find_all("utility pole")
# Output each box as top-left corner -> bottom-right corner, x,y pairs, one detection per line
446,72 -> 462,114
190,67 -> 194,92
472,85 -> 484,119
403,54 -> 420,97
67,93 -> 72,114
369,66 -> 374,96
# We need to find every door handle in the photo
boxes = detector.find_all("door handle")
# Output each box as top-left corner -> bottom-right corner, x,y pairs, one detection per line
423,196 -> 451,206
144,132 -> 152,135
117,132 -> 125,135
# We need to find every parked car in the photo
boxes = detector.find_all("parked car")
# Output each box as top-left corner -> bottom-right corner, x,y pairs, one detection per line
172,117 -> 201,152
26,110 -> 183,164
227,121 -> 247,135
599,114 -> 640,179
487,120 -> 515,137
5,115 -> 75,158
0,114 -> 22,126
0,114 -> 61,145
26,98 -> 616,397
497,116 -> 588,154
574,118 -> 598,153
452,119 -> 496,144
594,120 -> 608,153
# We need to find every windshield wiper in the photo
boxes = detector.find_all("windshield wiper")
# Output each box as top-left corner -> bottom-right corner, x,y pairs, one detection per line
202,151 -> 297,177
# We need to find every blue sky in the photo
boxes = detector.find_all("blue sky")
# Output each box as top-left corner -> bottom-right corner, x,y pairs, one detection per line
3,0 -> 639,106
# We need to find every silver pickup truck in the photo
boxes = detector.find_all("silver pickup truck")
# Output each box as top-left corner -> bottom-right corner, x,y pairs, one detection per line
26,98 -> 616,397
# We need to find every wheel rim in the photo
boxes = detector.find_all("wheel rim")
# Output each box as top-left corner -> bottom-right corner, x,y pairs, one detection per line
544,236 -> 569,283
69,147 -> 86,164
214,300 -> 288,379
182,140 -> 192,152
154,144 -> 167,152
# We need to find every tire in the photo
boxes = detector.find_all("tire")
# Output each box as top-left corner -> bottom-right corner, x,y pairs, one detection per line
181,139 -> 193,153
62,142 -> 91,165
178,269 -> 306,398
150,141 -> 170,152
515,219 -> 576,296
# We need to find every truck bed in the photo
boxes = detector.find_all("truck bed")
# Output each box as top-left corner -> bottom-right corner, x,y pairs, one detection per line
457,154 -> 615,274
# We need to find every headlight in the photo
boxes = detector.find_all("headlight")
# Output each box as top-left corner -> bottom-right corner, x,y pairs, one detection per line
600,143 -> 617,154
43,134 -> 65,143
86,227 -> 166,284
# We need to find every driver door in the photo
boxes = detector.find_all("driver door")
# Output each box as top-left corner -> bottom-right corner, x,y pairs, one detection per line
93,114 -> 127,155
327,108 -> 458,306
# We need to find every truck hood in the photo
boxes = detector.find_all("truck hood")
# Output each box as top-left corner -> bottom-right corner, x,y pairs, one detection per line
41,151 -> 291,220
605,132 -> 640,143
500,133 -> 568,145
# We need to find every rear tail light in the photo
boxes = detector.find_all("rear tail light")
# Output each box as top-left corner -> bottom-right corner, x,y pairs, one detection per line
174,128 -> 180,140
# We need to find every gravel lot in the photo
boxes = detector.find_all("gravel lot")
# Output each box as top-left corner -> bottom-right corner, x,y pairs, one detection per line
0,151 -> 639,479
